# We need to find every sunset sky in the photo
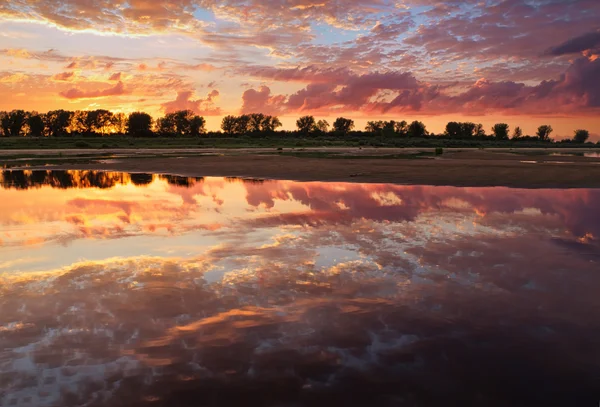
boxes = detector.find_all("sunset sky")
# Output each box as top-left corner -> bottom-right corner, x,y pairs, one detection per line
0,0 -> 599,137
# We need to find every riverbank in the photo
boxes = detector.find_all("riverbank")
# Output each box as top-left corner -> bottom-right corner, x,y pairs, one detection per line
5,148 -> 600,188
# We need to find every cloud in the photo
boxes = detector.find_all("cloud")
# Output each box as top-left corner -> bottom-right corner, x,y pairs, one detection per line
51,71 -> 75,81
240,70 -> 421,114
59,81 -> 127,100
2,0 -> 600,128
161,90 -> 223,115
546,30 -> 600,56
178,62 -> 217,71
0,72 -> 28,83
240,55 -> 600,115
239,65 -> 353,83
241,86 -> 286,115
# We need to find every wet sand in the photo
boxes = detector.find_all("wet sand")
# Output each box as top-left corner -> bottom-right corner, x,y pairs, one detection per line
10,148 -> 600,188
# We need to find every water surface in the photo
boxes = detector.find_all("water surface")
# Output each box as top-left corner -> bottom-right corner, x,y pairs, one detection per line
1,170 -> 600,406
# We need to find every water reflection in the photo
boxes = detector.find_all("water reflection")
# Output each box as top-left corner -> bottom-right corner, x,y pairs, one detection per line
1,170 -> 600,406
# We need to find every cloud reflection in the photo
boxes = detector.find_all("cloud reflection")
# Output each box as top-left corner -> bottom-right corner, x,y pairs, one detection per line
1,171 -> 600,406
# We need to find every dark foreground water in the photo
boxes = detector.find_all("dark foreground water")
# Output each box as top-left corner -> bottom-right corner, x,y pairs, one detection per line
1,170 -> 600,407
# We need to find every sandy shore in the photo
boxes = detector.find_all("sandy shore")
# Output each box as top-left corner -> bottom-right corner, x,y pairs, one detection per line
9,148 -> 600,188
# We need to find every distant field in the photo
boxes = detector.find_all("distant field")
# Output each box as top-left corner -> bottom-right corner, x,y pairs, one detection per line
1,135 -> 600,150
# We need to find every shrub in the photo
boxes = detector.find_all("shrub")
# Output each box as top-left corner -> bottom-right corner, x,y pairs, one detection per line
435,147 -> 444,155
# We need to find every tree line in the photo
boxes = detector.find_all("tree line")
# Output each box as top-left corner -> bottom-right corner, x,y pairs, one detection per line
0,109 -> 592,143
0,170 -> 204,190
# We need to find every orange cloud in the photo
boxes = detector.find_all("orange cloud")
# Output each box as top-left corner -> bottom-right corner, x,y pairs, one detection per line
59,81 -> 127,100
0,72 -> 28,83
52,71 -> 76,81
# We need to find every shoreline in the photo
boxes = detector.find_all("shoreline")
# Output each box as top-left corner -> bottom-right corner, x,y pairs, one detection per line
5,149 -> 600,189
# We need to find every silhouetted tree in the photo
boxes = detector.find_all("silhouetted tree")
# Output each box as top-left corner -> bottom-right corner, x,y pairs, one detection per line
249,113 -> 266,132
492,123 -> 509,140
189,115 -> 206,136
261,116 -> 282,132
0,111 -> 9,137
157,110 -> 204,136
297,115 -> 316,134
127,112 -> 153,137
27,113 -> 45,137
245,113 -> 281,133
333,117 -> 354,135
233,114 -> 251,135
157,115 -> 176,135
445,122 -> 463,139
45,110 -> 74,137
112,113 -> 127,134
175,110 -> 203,136
407,121 -> 427,138
221,115 -> 236,135
367,120 -> 399,136
382,121 -> 396,137
89,110 -> 114,135
461,122 -> 477,139
447,121 -> 477,139
537,125 -> 553,141
366,121 -> 384,133
573,129 -> 589,143
73,110 -> 112,134
315,119 -> 329,133
475,123 -> 486,138
72,110 -> 87,133
0,110 -> 27,137
512,126 -> 523,139
394,120 -> 408,136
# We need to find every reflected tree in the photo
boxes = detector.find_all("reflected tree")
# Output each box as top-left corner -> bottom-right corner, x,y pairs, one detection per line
130,173 -> 154,186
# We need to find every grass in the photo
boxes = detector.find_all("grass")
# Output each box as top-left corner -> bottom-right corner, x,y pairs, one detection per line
1,135 -> 600,150
0,151 -> 223,169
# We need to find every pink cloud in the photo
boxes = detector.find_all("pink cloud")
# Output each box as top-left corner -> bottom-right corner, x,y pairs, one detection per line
161,90 -> 222,115
240,55 -> 600,116
241,86 -> 286,115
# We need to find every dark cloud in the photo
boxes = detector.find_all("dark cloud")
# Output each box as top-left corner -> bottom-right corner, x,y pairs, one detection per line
546,31 -> 600,56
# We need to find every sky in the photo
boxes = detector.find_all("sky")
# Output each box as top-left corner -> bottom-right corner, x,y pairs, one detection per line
0,0 -> 599,138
